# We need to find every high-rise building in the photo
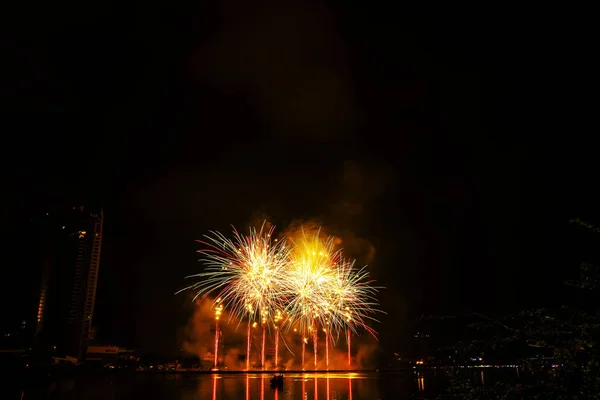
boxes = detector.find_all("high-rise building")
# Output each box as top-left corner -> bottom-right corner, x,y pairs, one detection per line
32,206 -> 103,362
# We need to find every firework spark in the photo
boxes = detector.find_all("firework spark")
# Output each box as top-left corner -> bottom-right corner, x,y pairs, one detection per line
178,223 -> 291,320
283,229 -> 381,339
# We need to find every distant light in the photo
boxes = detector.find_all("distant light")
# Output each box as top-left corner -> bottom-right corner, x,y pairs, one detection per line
62,226 -> 65,230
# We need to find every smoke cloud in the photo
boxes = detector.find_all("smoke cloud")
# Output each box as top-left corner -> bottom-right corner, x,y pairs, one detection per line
180,296 -> 380,370
194,0 -> 355,140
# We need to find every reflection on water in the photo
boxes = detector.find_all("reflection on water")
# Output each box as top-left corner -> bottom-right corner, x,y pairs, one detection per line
348,378 -> 352,400
8,369 -> 518,400
205,373 -> 364,400
417,372 -> 425,392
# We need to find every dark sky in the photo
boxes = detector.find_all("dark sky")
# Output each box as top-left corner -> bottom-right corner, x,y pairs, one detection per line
1,2 -> 596,355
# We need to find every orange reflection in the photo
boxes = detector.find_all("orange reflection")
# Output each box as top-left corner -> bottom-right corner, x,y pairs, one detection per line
246,374 -> 250,400
302,376 -> 306,400
212,375 -> 217,400
191,372 -> 377,400
348,378 -> 353,400
417,372 -> 425,392
260,376 -> 264,400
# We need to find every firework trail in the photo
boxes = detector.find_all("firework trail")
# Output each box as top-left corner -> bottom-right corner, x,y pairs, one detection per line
347,326 -> 351,368
324,328 -> 329,369
246,322 -> 251,370
313,327 -> 318,368
213,299 -> 223,368
302,337 -> 307,369
273,309 -> 283,368
261,311 -> 266,368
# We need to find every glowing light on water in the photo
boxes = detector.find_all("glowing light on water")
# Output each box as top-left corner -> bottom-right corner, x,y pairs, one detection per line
212,375 -> 217,400
417,372 -> 425,392
348,377 -> 353,400
260,376 -> 264,400
245,374 -> 250,400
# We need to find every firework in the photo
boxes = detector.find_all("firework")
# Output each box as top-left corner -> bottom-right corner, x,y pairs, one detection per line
329,260 -> 381,338
178,223 -> 291,321
177,222 -> 291,368
282,228 -> 382,368
281,229 -> 338,368
178,223 -> 383,370
283,230 -> 338,334
329,255 -> 382,368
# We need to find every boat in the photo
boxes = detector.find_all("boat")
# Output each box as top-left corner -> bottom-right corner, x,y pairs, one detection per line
270,374 -> 284,387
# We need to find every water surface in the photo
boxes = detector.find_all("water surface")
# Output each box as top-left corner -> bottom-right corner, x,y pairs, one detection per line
8,370 -> 498,399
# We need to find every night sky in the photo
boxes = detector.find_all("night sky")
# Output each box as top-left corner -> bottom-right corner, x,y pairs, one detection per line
1,2 -> 595,356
